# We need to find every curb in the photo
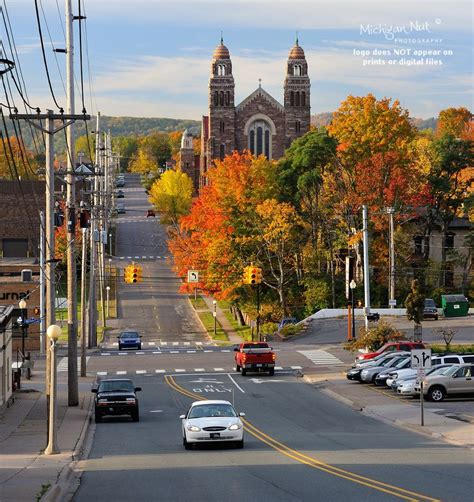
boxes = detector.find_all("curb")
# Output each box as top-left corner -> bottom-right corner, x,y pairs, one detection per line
42,396 -> 94,502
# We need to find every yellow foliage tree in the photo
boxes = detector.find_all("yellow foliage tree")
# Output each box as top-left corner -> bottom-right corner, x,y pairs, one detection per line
128,149 -> 157,174
148,169 -> 193,225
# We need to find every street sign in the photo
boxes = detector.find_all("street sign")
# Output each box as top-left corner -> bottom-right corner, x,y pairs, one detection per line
187,270 -> 199,283
389,299 -> 397,307
411,349 -> 432,369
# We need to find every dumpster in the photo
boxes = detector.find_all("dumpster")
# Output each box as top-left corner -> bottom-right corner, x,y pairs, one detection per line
441,294 -> 469,317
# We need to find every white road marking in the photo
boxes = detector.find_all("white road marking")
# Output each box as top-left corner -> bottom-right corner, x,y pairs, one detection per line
149,410 -> 163,413
58,356 -> 90,372
161,341 -> 168,345
170,351 -> 179,354
116,371 -> 127,375
118,352 -> 127,356
194,368 -> 205,372
204,350 -> 213,353
152,351 -> 161,354
291,366 -> 303,370
148,342 -> 156,345
275,366 -> 283,370
101,353 -> 111,356
214,368 -> 224,371
136,370 -> 147,374
184,342 -> 191,346
186,350 -> 196,354
227,374 -> 245,393
195,342 -> 203,346
175,369 -> 186,373
127,256 -> 132,259
221,350 -> 230,353
155,369 -> 166,373
134,256 -> 140,259
135,352 -> 145,355
172,342 -> 179,346
297,349 -> 344,366
97,371 -> 107,376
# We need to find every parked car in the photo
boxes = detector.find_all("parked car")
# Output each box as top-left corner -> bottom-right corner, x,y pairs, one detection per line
395,364 -> 455,396
347,352 -> 410,381
118,331 -> 142,350
360,355 -> 411,384
374,357 -> 413,386
278,317 -> 297,331
355,341 -> 425,363
116,190 -> 125,198
423,298 -> 439,320
146,209 -> 156,218
116,179 -> 125,187
234,342 -> 276,376
180,400 -> 245,449
414,363 -> 474,401
117,203 -> 126,214
92,378 -> 141,423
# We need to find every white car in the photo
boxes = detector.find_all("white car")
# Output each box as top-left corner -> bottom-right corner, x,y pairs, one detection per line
180,400 -> 245,449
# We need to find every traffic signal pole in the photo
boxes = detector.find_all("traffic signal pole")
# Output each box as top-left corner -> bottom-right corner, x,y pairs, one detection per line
256,284 -> 260,342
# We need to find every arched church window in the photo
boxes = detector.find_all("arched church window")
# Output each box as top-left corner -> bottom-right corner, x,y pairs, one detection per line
295,92 -> 300,106
220,144 -> 225,160
220,121 -> 225,133
256,127 -> 263,156
219,91 -> 224,106
264,130 -> 270,159
225,91 -> 230,106
301,91 -> 306,106
290,91 -> 294,106
294,65 -> 301,76
214,91 -> 218,106
249,130 -> 255,155
296,120 -> 301,133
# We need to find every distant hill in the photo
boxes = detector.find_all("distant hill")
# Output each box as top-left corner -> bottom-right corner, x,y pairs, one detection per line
311,112 -> 437,131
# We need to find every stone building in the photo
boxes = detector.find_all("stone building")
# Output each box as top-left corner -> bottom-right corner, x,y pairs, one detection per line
178,37 -> 311,189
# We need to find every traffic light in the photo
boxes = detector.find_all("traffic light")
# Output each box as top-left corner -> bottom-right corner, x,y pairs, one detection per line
124,265 -> 132,283
249,267 -> 257,285
130,265 -> 142,283
243,266 -> 262,285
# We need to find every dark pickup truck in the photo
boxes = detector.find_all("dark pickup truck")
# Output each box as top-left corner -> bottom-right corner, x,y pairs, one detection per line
234,342 -> 276,376
92,378 -> 141,423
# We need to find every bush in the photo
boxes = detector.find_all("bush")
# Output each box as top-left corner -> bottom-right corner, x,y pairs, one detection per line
344,320 -> 406,352
431,344 -> 474,354
279,324 -> 299,338
260,322 -> 278,335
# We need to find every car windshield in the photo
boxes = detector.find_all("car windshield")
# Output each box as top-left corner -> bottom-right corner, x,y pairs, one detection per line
440,365 -> 462,376
384,356 -> 406,367
98,380 -> 134,392
243,343 -> 268,349
394,358 -> 410,368
188,404 -> 237,418
428,366 -> 451,375
425,299 -> 436,308
121,332 -> 138,339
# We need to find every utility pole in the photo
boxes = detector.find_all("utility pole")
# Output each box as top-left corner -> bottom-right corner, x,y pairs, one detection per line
88,113 -> 100,348
39,210 -> 45,356
65,0 -> 78,406
362,205 -> 371,330
80,227 -> 87,377
387,207 -> 395,308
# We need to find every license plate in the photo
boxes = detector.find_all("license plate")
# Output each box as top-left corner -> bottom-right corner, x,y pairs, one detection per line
210,433 -> 220,439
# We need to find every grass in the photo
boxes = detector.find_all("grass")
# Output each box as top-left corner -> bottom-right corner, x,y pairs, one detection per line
189,295 -> 207,310
196,311 -> 228,341
220,306 -> 253,341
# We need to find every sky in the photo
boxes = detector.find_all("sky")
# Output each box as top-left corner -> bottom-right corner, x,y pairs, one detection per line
4,0 -> 473,120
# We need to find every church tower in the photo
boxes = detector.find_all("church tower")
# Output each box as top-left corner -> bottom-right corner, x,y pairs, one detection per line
208,37 -> 235,161
283,38 -> 311,147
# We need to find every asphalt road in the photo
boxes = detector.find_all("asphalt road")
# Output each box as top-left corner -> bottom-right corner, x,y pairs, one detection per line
75,372 -> 473,502
111,174 -> 206,341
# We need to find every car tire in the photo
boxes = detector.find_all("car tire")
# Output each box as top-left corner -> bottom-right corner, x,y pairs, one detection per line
435,315 -> 438,321
95,411 -> 102,423
132,409 -> 140,422
428,386 -> 446,402
235,439 -> 244,449
269,368 -> 275,376
241,368 -> 247,376
118,344 -> 122,350
236,364 -> 240,372
184,436 -> 193,450
138,344 -> 142,350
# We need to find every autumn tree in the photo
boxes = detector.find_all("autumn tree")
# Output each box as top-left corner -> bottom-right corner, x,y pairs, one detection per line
149,169 -> 193,225
0,136 -> 37,179
113,136 -> 138,172
436,107 -> 473,139
128,149 -> 157,174
75,135 -> 95,162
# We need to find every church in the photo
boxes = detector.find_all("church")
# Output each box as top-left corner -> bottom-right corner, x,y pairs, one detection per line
179,37 -> 311,190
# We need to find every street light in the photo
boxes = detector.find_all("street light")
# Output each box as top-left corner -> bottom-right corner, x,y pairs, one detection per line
213,300 -> 217,337
106,286 -> 111,318
109,233 -> 113,256
18,298 -> 27,359
350,280 -> 357,340
45,324 -> 61,455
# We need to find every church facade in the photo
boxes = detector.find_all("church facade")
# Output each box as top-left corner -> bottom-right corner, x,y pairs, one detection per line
179,38 -> 311,189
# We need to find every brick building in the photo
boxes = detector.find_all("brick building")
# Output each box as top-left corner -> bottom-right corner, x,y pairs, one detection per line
178,37 -> 311,188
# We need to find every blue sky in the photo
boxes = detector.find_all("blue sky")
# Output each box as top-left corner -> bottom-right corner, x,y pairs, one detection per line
5,0 -> 473,120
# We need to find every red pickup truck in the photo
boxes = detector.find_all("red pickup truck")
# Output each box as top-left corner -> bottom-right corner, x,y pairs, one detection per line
234,342 -> 276,376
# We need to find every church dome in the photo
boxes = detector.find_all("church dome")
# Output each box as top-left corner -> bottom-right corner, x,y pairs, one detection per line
288,41 -> 305,59
213,39 -> 230,59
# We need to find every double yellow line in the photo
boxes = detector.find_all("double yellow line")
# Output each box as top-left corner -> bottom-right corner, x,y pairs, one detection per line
165,375 -> 440,502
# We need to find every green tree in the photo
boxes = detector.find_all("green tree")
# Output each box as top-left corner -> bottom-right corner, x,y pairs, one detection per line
149,169 -> 193,225
405,279 -> 425,325
113,136 -> 138,172
141,132 -> 171,169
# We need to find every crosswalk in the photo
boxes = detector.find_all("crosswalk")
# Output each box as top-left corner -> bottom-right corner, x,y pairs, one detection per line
95,366 -> 302,377
297,349 -> 344,366
116,255 -> 169,260
106,340 -> 217,348
58,356 -> 90,372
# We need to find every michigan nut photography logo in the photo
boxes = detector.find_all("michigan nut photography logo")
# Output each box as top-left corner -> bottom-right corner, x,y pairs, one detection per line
360,20 -> 440,40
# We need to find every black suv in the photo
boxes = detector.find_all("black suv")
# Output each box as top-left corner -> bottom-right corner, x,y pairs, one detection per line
92,379 -> 141,423
423,298 -> 438,320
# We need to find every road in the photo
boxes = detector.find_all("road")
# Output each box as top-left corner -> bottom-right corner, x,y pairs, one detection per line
73,174 -> 474,501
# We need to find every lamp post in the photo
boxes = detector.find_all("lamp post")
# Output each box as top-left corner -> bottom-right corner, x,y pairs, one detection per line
109,233 -> 112,256
213,300 -> 217,337
18,298 -> 27,359
45,324 -> 61,455
350,280 -> 357,340
106,286 -> 111,318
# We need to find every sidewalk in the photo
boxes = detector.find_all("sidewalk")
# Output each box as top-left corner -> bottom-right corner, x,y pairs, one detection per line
0,371 -> 94,501
303,370 -> 474,448
200,296 -> 242,344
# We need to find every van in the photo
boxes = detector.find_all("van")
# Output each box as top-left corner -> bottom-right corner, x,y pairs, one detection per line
432,354 -> 474,366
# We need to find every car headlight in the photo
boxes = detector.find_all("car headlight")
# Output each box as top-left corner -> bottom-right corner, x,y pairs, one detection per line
98,398 -> 107,403
126,398 -> 136,404
391,373 -> 398,379
187,425 -> 201,432
229,423 -> 242,431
